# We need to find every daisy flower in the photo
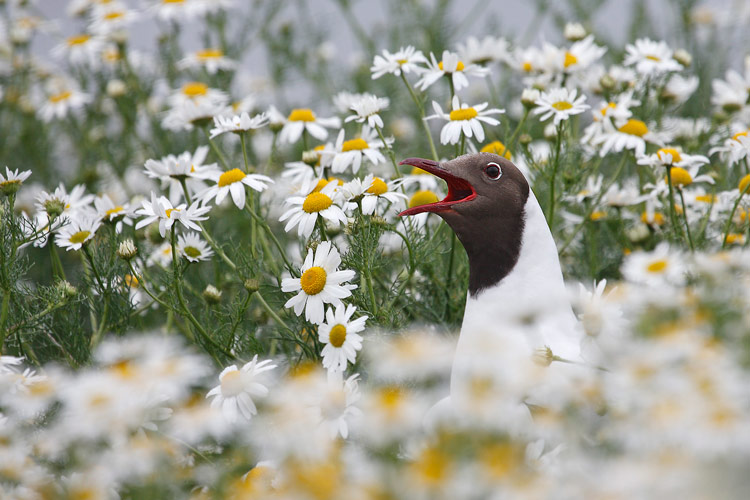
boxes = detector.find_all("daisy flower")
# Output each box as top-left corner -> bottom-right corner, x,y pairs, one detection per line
278,108 -> 341,144
592,118 -> 668,157
318,304 -> 367,373
88,2 -> 138,36
35,183 -> 94,219
533,87 -> 589,126
178,48 -> 237,74
162,82 -> 230,131
146,0 -> 203,22
342,174 -> 407,215
415,50 -> 489,92
177,232 -> 213,262
427,95 -> 504,145
0,167 -> 31,196
344,94 -> 389,129
37,84 -> 90,122
317,373 -> 362,439
711,62 -> 750,113
709,130 -> 750,166
327,126 -> 390,174
144,146 -> 217,202
637,147 -> 710,170
370,45 -> 427,79
281,241 -> 356,325
662,164 -> 715,188
209,111 -> 268,138
456,35 -> 510,66
206,356 -> 277,423
621,242 -> 685,286
55,216 -> 101,251
560,35 -> 607,73
278,181 -> 348,239
134,192 -> 210,237
199,168 -> 273,210
623,38 -> 682,76
93,194 -> 133,233
52,33 -> 105,67
148,241 -> 173,267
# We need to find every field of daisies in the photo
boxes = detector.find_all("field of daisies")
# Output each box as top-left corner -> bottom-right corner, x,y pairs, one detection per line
2,0 -> 750,498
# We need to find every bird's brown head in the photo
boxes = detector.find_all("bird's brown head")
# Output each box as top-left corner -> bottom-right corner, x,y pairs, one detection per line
399,153 -> 531,295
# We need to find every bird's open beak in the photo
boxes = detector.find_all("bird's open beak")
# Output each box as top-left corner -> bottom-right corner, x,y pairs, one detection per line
398,158 -> 477,216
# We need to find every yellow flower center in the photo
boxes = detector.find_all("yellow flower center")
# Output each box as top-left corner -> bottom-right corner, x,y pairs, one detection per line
218,168 -> 246,187
104,11 -> 124,20
105,206 -> 124,217
376,386 -> 403,416
67,34 -> 91,46
726,233 -> 744,245
183,246 -> 201,258
342,138 -> 369,151
414,447 -> 450,486
618,119 -> 649,137
438,60 -> 465,72
551,101 -> 573,111
480,140 -> 512,160
409,190 -> 439,208
182,82 -> 208,97
302,192 -> 333,213
411,167 -> 429,175
366,177 -> 388,196
165,208 -> 179,218
646,259 -> 668,273
646,54 -> 661,61
695,194 -> 715,203
196,48 -> 223,60
300,266 -> 327,295
480,443 -> 522,480
667,167 -> 692,186
563,51 -> 578,68
0,179 -> 20,188
732,131 -> 749,142
69,230 -> 91,245
449,107 -> 478,121
49,91 -> 72,103
657,147 -> 682,163
522,61 -> 532,72
590,211 -> 607,221
641,212 -> 665,225
162,0 -> 184,3
311,179 -> 330,193
124,274 -> 139,288
600,102 -> 617,116
328,324 -> 347,347
288,108 -> 316,122
739,174 -> 750,194
396,58 -> 408,64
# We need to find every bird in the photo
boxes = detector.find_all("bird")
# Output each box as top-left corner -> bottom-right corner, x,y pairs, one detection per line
398,153 -> 583,420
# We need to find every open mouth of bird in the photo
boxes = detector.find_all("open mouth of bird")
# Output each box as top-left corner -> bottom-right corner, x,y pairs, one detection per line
398,157 -> 477,216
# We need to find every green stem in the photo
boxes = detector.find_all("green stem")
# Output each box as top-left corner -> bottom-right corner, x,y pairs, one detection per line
375,124 -> 401,178
547,122 -> 564,227
244,205 -> 296,275
399,72 -> 439,161
507,108 -> 529,153
203,127 -> 231,170
665,166 -> 683,243
677,188 -> 694,252
170,230 -> 236,360
722,184 -> 750,248
0,292 -> 9,352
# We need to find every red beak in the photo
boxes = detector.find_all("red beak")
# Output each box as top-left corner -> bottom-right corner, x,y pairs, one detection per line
398,157 -> 477,216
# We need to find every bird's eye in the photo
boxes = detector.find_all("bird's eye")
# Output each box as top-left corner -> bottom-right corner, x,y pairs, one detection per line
484,162 -> 502,180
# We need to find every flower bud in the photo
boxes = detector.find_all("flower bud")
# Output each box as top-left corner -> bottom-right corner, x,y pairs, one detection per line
43,199 -> 65,219
673,49 -> 692,68
521,88 -> 540,109
564,22 -> 587,41
56,280 -> 78,299
599,74 -> 616,91
243,278 -> 260,294
106,79 -> 127,98
302,150 -> 319,166
202,284 -> 222,305
518,133 -> 532,146
117,239 -> 137,261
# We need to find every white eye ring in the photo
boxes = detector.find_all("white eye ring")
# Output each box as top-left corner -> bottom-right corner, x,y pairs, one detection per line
484,162 -> 502,180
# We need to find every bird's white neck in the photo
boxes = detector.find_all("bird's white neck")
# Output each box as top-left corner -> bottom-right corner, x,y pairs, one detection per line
451,193 -> 581,392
